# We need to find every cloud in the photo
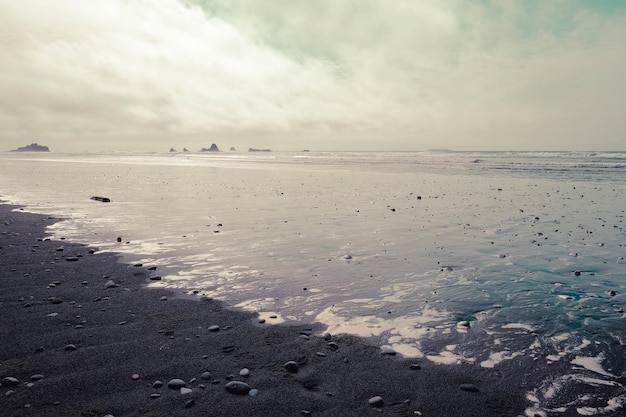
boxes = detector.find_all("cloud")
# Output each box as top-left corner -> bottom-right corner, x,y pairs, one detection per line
1,0 -> 625,150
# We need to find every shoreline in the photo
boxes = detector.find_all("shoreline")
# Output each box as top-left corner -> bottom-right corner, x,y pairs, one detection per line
0,203 -> 526,416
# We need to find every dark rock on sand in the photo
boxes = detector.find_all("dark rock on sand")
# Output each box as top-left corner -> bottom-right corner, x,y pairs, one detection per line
225,381 -> 251,395
284,361 -> 299,373
167,379 -> 186,390
200,144 -> 220,152
2,377 -> 19,387
460,383 -> 480,392
90,196 -> 111,203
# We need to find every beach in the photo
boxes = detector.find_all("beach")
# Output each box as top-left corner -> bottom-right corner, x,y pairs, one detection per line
0,202 -> 527,416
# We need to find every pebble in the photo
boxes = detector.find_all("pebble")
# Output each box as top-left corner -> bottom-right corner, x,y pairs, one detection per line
150,393 -> 161,399
284,361 -> 299,373
152,381 -> 163,388
159,296 -> 167,301
409,363 -> 422,370
184,399 -> 195,408
65,257 -> 79,262
131,374 -> 140,381
459,383 -> 479,392
208,325 -> 220,332
104,280 -> 118,288
167,379 -> 186,390
239,368 -> 250,377
2,377 -> 19,387
64,344 -> 77,351
225,381 -> 251,395
381,348 -> 396,355
327,342 -> 339,350
180,387 -> 193,395
200,372 -> 211,380
368,396 -> 384,407
29,374 -> 44,382
249,388 -> 259,397
457,321 -> 471,328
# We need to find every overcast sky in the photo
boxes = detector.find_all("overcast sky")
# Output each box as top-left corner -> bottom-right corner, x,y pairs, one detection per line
1,0 -> 625,152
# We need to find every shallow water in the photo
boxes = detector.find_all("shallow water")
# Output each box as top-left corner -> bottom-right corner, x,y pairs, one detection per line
1,150 -> 625,415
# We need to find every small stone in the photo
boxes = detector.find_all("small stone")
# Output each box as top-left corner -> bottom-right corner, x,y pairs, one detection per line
409,363 -> 421,370
459,383 -> 480,392
2,377 -> 19,387
239,368 -> 250,377
159,296 -> 167,301
29,374 -> 44,382
49,297 -> 63,304
64,344 -> 77,351
327,342 -> 339,350
323,333 -> 332,340
65,257 -> 79,262
184,399 -> 195,408
208,325 -> 220,332
225,381 -> 251,395
316,352 -> 327,357
167,379 -> 186,390
149,276 -> 162,281
152,381 -> 163,388
381,348 -> 396,355
105,280 -> 118,288
457,321 -> 470,328
249,388 -> 259,397
131,374 -> 140,380
150,393 -> 161,399
284,361 -> 299,373
180,387 -> 193,395
200,372 -> 211,381
368,396 -> 384,407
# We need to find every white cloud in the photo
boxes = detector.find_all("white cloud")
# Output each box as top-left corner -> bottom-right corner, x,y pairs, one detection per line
1,0 -> 625,150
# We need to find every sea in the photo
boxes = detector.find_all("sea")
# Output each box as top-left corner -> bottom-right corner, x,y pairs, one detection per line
1,150 -> 625,416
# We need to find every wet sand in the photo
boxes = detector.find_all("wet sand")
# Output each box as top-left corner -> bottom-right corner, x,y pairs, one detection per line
0,203 -> 526,417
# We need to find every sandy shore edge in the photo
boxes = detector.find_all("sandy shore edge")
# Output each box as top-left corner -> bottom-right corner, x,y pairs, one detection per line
0,203 -> 526,417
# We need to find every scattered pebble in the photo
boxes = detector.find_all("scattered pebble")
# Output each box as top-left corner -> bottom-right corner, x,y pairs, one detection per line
131,374 -> 139,381
284,361 -> 299,373
225,381 -> 251,395
368,396 -> 384,407
200,372 -> 211,381
150,393 -> 161,399
167,379 -> 186,390
239,368 -> 250,377
208,325 -> 220,332
152,381 -> 163,388
2,377 -> 19,387
459,383 -> 479,392
104,280 -> 118,288
64,344 -> 77,351
248,388 -> 259,397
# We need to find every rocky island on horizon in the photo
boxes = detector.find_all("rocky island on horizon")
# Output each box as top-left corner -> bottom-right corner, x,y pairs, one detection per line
10,143 -> 50,152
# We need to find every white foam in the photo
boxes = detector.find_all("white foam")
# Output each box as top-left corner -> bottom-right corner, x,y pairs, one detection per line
571,354 -> 617,378
502,323 -> 536,332
480,350 -> 524,368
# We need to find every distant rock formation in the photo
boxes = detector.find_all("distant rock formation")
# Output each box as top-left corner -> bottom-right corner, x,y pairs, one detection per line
248,148 -> 271,152
169,148 -> 177,153
183,148 -> 189,152
11,143 -> 50,152
229,147 -> 236,151
200,144 -> 220,152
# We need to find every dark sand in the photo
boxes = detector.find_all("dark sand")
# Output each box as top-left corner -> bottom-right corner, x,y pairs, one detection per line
0,203 -> 526,416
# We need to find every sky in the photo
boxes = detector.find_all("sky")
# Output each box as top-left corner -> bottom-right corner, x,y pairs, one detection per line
1,0 -> 626,152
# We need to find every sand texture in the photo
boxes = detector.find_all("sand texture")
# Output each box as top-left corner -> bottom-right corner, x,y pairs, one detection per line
0,203 -> 525,417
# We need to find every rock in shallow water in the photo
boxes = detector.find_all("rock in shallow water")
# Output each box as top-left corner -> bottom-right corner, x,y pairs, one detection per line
225,381 -> 251,395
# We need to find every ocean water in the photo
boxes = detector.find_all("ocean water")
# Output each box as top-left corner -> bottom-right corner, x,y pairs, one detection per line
1,150 -> 625,416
